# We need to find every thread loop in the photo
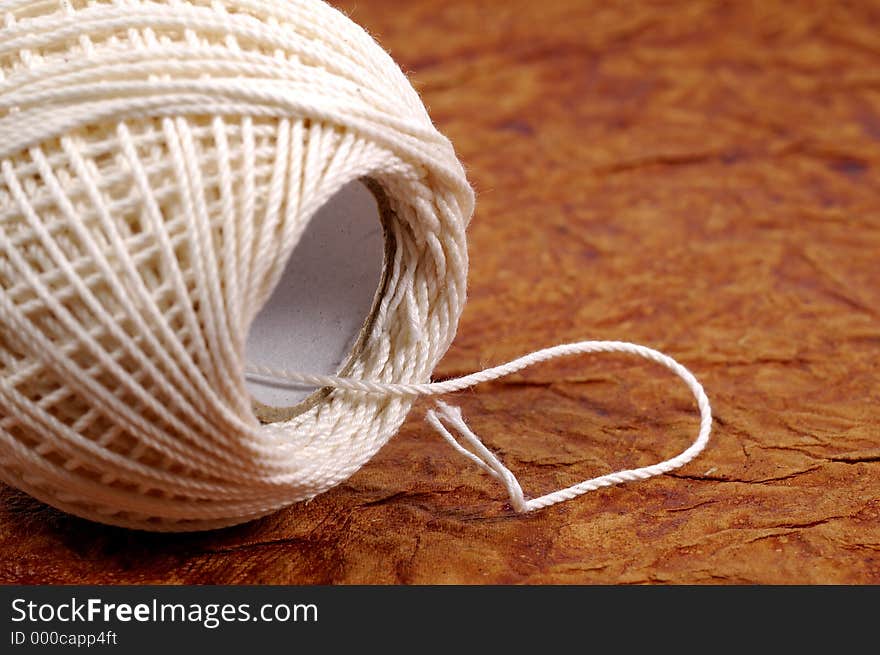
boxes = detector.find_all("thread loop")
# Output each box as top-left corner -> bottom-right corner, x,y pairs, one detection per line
249,339 -> 714,511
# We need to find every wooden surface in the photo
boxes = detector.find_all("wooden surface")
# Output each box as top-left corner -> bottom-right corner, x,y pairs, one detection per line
2,0 -> 879,584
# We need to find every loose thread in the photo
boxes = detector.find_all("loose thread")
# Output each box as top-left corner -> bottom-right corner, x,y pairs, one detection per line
246,339 -> 713,512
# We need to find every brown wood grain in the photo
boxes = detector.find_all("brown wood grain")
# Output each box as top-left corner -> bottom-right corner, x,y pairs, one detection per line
1,0 -> 879,584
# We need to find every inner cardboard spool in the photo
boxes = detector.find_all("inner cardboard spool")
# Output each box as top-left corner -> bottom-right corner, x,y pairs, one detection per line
245,178 -> 393,423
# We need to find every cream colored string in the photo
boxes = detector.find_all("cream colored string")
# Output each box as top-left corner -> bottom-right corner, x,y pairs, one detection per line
0,0 -> 707,529
247,340 -> 713,512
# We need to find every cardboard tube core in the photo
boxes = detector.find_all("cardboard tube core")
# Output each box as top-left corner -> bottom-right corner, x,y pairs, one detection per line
245,178 -> 392,423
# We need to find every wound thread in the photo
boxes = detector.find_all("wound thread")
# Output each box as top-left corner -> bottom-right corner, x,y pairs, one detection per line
0,0 -> 472,531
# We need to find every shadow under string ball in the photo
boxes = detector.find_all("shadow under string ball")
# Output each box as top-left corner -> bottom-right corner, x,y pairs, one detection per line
0,0 -> 711,531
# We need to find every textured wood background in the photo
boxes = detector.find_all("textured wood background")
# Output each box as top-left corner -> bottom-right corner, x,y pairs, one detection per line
1,0 -> 878,584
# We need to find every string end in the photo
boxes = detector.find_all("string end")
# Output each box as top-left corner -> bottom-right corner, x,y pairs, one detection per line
425,401 -> 530,513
